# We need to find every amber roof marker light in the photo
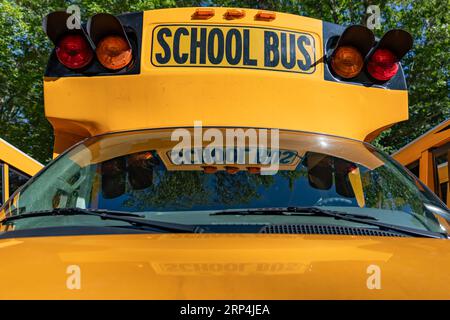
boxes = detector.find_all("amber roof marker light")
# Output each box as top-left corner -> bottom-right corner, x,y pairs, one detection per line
224,9 -> 246,20
254,11 -> 276,21
329,25 -> 375,79
87,13 -> 133,70
191,8 -> 215,20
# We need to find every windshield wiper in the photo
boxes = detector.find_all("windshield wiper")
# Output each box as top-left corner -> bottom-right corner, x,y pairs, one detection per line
0,208 -> 200,233
211,206 -> 446,239
212,206 -> 377,220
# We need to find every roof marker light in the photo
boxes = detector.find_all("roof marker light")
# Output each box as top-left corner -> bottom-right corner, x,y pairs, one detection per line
225,166 -> 239,174
255,11 -> 276,21
247,167 -> 261,174
202,166 -> 218,174
224,9 -> 246,20
192,8 -> 215,20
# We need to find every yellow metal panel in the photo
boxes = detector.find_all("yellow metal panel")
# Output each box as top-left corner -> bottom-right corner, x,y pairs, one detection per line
419,150 -> 435,190
438,162 -> 448,184
1,163 -> 7,203
0,234 -> 449,299
0,139 -> 43,176
394,118 -> 450,165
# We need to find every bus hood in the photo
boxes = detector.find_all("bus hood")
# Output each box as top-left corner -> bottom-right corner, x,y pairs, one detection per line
0,233 -> 449,299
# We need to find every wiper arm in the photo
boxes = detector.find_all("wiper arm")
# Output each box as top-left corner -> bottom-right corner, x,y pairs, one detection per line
1,208 -> 200,233
212,206 -> 445,239
211,206 -> 377,220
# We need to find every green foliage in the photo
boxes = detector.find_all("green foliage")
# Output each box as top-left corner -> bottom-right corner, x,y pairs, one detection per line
0,0 -> 448,163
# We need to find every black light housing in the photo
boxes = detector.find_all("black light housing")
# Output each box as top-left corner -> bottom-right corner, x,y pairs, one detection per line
87,13 -> 133,70
87,13 -> 131,47
332,25 -> 375,57
43,11 -> 142,77
42,11 -> 94,70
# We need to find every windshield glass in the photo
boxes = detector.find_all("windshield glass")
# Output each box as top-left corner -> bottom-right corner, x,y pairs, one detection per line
1,128 -> 448,234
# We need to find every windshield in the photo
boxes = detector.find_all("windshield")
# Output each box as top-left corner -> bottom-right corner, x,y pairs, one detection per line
1,128 -> 448,235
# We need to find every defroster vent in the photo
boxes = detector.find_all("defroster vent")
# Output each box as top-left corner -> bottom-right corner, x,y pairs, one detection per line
260,224 -> 407,237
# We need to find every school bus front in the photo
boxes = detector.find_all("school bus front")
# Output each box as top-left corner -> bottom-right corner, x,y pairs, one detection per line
0,7 -> 449,300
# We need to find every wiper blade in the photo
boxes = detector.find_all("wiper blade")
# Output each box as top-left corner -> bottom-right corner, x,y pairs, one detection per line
1,208 -> 200,233
211,206 -> 377,220
212,206 -> 445,239
2,208 -> 144,220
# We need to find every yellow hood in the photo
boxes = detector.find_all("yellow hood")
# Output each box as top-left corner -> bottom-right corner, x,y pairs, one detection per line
0,233 -> 449,299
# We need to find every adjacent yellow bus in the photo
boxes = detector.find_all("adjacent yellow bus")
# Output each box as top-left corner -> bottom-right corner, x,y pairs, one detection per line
394,119 -> 449,206
0,138 -> 43,205
0,7 -> 449,299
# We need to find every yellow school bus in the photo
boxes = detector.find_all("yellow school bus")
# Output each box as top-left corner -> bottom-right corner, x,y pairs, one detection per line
394,119 -> 449,206
0,7 -> 449,300
0,138 -> 43,205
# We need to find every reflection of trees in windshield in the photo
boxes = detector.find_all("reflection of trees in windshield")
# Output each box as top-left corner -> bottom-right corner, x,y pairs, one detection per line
118,151 -> 318,211
362,165 -> 427,217
99,149 -> 431,221
279,170 -> 307,190
213,171 -> 274,205
124,171 -> 207,210
123,170 -> 279,210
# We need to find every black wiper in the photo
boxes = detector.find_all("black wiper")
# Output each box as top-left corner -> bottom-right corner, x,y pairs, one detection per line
1,208 -> 200,233
211,206 -> 445,239
211,206 -> 377,220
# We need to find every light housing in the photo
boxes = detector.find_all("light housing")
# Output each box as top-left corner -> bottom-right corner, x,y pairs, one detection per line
87,13 -> 133,70
43,11 -> 94,70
